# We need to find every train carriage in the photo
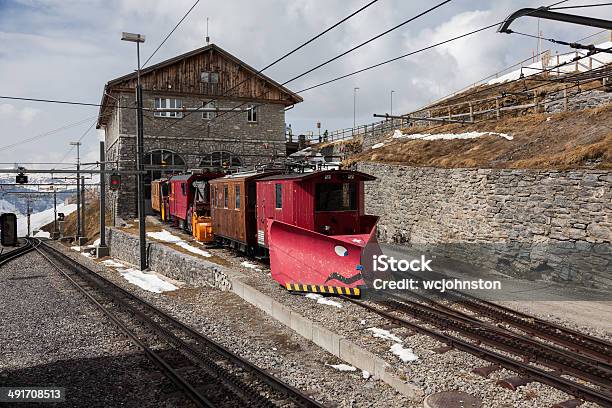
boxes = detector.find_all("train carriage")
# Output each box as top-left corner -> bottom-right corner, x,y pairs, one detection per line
209,171 -> 280,253
256,170 -> 379,296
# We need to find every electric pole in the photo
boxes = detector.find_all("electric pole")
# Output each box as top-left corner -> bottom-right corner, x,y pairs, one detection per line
122,32 -> 148,271
97,140 -> 110,257
70,141 -> 82,243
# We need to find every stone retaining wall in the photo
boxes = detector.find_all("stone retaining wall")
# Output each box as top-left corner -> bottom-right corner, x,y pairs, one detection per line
356,163 -> 611,288
106,227 -> 233,290
544,89 -> 612,113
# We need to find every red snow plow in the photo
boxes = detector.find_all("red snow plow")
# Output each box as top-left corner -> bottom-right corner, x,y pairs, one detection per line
256,170 -> 380,297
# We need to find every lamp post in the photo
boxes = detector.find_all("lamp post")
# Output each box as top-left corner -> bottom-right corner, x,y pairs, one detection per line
353,87 -> 359,135
390,90 -> 395,117
122,31 -> 147,271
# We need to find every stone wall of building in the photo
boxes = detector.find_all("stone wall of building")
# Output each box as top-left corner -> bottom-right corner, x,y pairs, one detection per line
544,89 -> 612,113
357,162 -> 611,288
102,92 -> 288,219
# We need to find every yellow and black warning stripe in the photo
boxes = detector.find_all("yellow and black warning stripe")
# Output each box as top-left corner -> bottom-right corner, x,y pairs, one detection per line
285,283 -> 361,297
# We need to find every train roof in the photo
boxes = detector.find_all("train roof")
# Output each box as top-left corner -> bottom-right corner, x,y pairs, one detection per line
169,172 -> 222,182
209,170 -> 282,183
257,170 -> 376,182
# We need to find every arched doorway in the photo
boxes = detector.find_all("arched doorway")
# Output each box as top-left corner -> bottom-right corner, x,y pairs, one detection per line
143,149 -> 186,212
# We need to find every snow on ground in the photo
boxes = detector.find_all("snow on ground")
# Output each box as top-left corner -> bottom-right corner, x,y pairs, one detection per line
102,259 -> 125,268
487,41 -> 612,85
305,293 -> 343,308
147,229 -> 212,257
366,327 -> 403,343
241,261 -> 262,271
371,142 -> 385,149
17,203 -> 77,236
326,363 -> 357,372
390,343 -> 419,362
393,130 -> 512,141
117,268 -> 177,293
362,370 -> 371,379
33,230 -> 50,238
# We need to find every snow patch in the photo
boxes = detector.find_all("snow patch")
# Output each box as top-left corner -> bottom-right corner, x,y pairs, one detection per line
393,130 -> 512,141
326,363 -> 356,372
390,343 -> 419,362
147,229 -> 212,257
367,327 -> 403,343
17,203 -> 77,237
305,293 -> 343,308
33,230 -> 50,238
362,370 -> 371,380
102,259 -> 126,268
241,261 -> 262,271
371,142 -> 385,149
118,268 -> 178,293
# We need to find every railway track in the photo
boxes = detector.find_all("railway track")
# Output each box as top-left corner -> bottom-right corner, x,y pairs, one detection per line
23,239 -> 323,408
0,238 -> 39,267
344,295 -> 612,407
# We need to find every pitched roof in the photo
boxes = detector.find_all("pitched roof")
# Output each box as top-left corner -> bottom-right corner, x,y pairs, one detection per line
97,43 -> 303,128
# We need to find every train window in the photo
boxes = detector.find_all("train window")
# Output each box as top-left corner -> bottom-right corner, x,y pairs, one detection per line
235,185 -> 241,210
223,185 -> 229,209
181,183 -> 186,196
275,184 -> 282,209
315,183 -> 356,212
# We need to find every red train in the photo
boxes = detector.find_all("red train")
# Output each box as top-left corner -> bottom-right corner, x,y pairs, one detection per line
151,169 -> 380,296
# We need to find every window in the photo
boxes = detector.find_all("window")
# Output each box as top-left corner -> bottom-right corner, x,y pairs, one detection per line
202,101 -> 216,120
275,184 -> 282,209
247,104 -> 258,123
154,98 -> 183,118
199,151 -> 242,169
223,185 -> 228,209
315,183 -> 356,212
235,185 -> 241,210
181,183 -> 186,196
212,186 -> 216,208
143,149 -> 186,198
200,71 -> 219,83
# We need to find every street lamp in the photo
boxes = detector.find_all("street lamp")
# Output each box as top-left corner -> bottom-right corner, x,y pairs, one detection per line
390,90 -> 395,117
353,87 -> 359,133
122,31 -> 148,271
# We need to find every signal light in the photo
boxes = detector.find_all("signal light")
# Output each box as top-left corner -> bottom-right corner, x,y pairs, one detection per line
16,173 -> 28,184
109,173 -> 121,191
57,213 -> 65,221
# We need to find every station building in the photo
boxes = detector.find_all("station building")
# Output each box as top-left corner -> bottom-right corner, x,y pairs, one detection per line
96,43 -> 302,219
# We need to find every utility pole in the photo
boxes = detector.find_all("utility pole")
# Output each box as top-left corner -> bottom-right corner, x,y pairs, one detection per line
26,196 -> 31,237
70,141 -> 82,243
353,87 -> 359,135
122,32 -> 148,271
390,90 -> 395,117
53,186 -> 59,239
80,175 -> 86,244
97,141 -> 110,257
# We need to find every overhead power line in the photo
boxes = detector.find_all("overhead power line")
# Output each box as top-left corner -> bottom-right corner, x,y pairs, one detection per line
142,0 -> 201,68
152,0 -> 382,134
172,0 -> 454,136
0,96 -> 144,111
550,2 -> 612,10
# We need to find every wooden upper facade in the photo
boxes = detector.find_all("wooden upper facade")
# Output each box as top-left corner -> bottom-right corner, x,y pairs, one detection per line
97,43 -> 303,128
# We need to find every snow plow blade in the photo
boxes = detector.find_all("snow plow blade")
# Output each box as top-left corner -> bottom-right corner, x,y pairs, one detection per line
268,218 -> 381,296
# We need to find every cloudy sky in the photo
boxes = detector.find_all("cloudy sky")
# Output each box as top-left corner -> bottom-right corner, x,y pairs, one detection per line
0,0 -> 609,167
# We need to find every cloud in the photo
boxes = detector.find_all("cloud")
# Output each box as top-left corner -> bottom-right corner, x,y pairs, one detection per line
0,103 -> 41,124
0,0 -> 610,165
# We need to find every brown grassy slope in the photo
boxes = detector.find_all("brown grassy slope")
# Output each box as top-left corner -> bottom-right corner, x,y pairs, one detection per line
349,104 -> 612,169
41,198 -> 112,243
